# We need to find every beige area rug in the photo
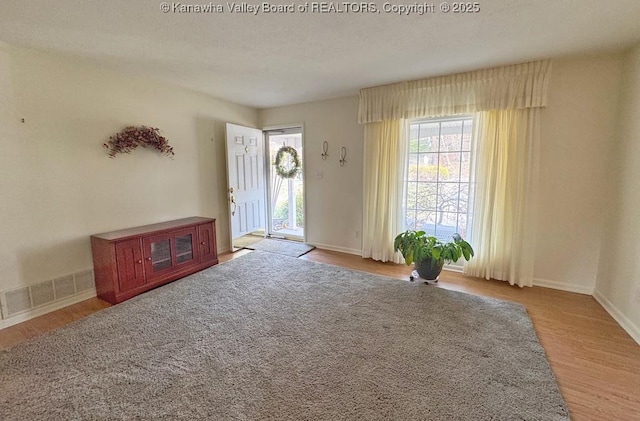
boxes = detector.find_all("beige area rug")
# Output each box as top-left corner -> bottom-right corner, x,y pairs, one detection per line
0,251 -> 569,420
242,237 -> 315,257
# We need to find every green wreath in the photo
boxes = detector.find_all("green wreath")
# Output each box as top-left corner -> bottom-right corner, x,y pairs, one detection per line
274,146 -> 301,179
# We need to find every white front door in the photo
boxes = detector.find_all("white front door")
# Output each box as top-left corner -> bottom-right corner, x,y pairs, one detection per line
225,123 -> 266,250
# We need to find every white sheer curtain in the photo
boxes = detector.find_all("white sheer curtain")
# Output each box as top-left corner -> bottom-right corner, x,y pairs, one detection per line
362,119 -> 407,263
358,60 -> 550,286
464,109 -> 540,287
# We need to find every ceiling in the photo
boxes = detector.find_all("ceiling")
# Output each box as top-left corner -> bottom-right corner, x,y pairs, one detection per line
2,0 -> 640,109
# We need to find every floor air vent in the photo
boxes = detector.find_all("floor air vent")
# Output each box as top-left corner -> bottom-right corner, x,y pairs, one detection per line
4,288 -> 31,316
1,270 -> 95,320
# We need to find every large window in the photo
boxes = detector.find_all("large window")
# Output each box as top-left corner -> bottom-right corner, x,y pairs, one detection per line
404,116 -> 473,242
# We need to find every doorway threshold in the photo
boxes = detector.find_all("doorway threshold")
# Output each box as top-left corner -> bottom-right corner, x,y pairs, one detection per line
271,227 -> 303,238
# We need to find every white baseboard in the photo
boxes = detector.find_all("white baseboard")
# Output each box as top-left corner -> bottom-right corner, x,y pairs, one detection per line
593,290 -> 640,346
443,264 -> 463,274
0,289 -> 97,330
533,278 -> 594,295
308,242 -> 362,256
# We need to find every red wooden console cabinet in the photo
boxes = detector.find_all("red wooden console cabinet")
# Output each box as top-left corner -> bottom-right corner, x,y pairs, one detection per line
91,217 -> 218,304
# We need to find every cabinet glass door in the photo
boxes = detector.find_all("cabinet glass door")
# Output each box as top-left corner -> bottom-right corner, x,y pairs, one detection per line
143,227 -> 197,280
150,239 -> 172,271
175,233 -> 194,264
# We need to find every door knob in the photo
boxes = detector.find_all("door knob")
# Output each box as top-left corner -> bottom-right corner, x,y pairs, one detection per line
230,194 -> 237,216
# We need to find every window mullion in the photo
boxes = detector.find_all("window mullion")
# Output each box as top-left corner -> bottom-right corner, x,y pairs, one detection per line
435,122 -> 442,235
414,125 -> 421,227
456,120 -> 464,233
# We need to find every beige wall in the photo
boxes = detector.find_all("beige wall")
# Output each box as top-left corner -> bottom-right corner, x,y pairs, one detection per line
595,45 -> 640,343
259,97 -> 364,254
0,43 -> 257,293
259,54 -> 625,294
535,55 -> 623,293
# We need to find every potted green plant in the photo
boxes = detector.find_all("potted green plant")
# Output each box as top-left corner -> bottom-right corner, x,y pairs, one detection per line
393,231 -> 474,281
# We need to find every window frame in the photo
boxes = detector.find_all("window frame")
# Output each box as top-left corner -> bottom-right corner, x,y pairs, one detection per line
402,115 -> 474,262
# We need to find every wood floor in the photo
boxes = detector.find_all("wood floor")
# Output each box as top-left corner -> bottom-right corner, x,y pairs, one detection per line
1,248 -> 639,420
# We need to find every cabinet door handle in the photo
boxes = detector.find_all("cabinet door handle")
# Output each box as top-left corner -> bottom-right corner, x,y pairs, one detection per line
146,257 -> 152,261
201,241 -> 206,245
136,259 -> 142,264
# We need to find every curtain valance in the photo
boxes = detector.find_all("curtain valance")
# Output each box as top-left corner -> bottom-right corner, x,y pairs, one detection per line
358,60 -> 551,124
